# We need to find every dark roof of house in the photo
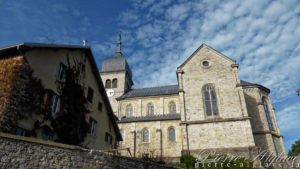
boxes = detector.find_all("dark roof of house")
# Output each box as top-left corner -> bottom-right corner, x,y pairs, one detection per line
241,80 -> 270,93
0,42 -> 123,141
118,113 -> 181,123
117,85 -> 179,100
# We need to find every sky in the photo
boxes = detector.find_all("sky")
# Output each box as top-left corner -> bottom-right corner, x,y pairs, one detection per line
0,0 -> 299,152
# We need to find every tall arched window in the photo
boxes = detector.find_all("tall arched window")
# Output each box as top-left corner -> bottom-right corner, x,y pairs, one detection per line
168,127 -> 175,141
112,78 -> 118,88
142,128 -> 149,142
169,101 -> 176,114
262,97 -> 274,131
105,79 -> 111,88
202,84 -> 219,117
147,103 -> 154,116
126,104 -> 133,117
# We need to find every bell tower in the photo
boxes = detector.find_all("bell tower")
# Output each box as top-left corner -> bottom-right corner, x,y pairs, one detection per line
100,33 -> 133,115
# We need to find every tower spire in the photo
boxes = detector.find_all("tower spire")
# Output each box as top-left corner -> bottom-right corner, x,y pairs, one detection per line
116,31 -> 122,53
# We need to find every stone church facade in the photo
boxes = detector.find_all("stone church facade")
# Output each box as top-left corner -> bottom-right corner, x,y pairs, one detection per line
100,40 -> 286,162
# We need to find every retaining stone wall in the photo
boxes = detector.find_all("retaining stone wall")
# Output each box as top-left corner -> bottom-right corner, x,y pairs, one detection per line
0,132 -> 179,169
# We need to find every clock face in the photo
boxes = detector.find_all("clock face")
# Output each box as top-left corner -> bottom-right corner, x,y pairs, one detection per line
107,89 -> 114,97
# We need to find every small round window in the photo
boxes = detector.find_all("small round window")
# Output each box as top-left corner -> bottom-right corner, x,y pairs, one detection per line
202,61 -> 209,67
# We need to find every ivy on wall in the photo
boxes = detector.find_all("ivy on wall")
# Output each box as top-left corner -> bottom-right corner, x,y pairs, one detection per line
0,57 -> 46,135
51,58 -> 90,145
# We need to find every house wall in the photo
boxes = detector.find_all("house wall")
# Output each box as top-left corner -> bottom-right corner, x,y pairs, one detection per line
0,49 -> 117,150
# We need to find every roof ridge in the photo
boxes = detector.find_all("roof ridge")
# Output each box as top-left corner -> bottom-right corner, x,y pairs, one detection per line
131,84 -> 178,90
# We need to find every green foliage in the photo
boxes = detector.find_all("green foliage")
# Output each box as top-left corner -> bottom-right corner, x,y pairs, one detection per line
288,139 -> 300,156
180,154 -> 196,169
141,150 -> 160,162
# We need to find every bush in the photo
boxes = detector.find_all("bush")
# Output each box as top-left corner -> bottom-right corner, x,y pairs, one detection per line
180,154 -> 196,169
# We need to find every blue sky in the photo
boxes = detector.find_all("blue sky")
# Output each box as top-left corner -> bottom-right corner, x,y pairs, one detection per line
0,0 -> 299,152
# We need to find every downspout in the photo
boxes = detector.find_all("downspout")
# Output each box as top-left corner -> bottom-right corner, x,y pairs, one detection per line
181,72 -> 190,153
178,69 -> 190,153
133,131 -> 136,158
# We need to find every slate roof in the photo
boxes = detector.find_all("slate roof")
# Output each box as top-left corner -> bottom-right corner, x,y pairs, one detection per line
241,80 -> 270,93
118,113 -> 181,123
100,52 -> 132,79
117,85 -> 179,100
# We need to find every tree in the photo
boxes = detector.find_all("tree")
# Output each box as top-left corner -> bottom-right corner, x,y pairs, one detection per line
288,139 -> 300,156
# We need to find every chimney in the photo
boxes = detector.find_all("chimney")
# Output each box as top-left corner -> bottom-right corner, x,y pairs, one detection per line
83,40 -> 87,46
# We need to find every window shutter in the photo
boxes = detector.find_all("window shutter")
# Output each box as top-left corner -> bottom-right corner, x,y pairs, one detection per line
105,132 -> 108,142
88,118 -> 92,133
87,87 -> 94,103
98,102 -> 102,112
45,92 -> 53,109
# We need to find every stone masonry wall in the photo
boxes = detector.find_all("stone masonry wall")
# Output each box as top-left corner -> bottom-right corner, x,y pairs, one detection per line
0,132 -> 178,169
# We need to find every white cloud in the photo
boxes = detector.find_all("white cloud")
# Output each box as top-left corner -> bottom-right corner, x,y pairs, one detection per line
109,0 -> 300,106
277,103 -> 300,132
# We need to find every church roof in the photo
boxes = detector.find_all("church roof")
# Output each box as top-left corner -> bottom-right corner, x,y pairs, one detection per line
117,85 -> 179,100
100,34 -> 132,79
241,80 -> 270,93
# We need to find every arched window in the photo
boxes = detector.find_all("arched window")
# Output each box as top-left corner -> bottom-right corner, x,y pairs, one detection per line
142,128 -> 149,142
105,79 -> 111,88
169,101 -> 176,114
202,84 -> 219,117
262,97 -> 274,131
147,103 -> 154,116
112,78 -> 118,88
126,104 -> 133,117
168,127 -> 175,141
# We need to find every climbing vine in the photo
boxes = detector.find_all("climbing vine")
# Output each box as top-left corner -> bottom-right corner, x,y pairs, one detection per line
51,58 -> 90,145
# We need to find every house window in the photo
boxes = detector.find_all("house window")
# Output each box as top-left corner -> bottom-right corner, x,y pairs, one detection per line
87,87 -> 94,103
147,103 -> 154,116
142,128 -> 149,142
105,132 -> 113,145
42,134 -> 53,141
16,128 -> 26,136
89,117 -> 98,136
203,84 -> 219,117
112,78 -> 118,88
169,127 -> 175,141
98,102 -> 103,112
126,104 -> 133,117
105,79 -> 111,88
262,97 -> 274,131
57,63 -> 66,81
169,101 -> 176,114
51,94 -> 60,116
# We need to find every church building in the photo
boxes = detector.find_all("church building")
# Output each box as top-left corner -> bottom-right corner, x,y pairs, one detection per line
100,38 -> 286,162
